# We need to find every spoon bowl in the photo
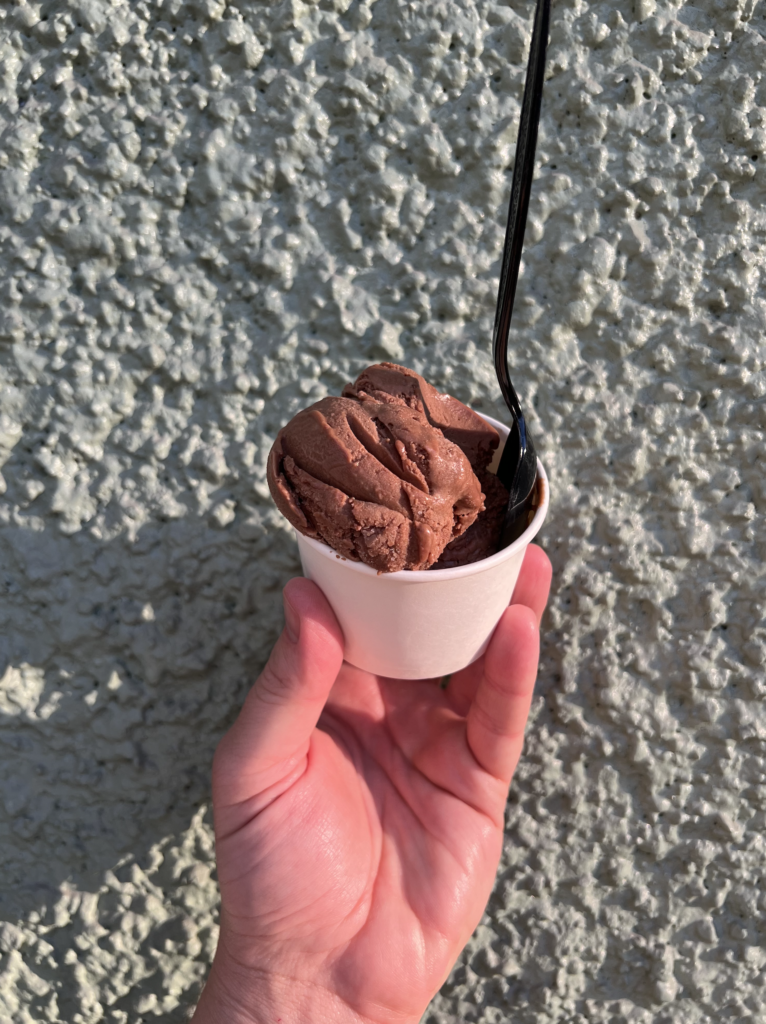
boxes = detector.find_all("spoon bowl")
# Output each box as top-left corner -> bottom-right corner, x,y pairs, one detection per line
497,417 -> 538,545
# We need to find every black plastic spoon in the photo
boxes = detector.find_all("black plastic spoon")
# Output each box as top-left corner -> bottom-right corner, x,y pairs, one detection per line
493,0 -> 551,547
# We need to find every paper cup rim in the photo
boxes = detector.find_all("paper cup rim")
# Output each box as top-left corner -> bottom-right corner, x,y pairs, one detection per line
294,412 -> 549,583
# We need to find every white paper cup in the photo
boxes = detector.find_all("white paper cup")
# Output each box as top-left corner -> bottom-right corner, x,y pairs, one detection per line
294,414 -> 549,680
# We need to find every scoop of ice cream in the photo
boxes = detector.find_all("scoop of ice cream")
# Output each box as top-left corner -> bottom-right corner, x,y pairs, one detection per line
344,363 -> 498,475
267,364 -> 501,572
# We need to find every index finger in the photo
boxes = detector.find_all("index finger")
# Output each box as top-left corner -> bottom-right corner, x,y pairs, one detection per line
510,543 -> 552,625
446,543 -> 551,718
465,603 -> 539,784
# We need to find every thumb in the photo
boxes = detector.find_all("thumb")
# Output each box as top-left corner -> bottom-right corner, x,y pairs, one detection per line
213,577 -> 344,811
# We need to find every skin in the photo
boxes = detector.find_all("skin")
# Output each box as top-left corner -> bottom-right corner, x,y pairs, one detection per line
192,544 -> 552,1024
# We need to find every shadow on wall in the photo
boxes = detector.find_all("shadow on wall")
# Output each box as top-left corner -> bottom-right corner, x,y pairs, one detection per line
0,508 -> 299,924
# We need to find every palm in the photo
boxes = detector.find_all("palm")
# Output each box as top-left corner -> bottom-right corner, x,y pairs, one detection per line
216,666 -> 508,1019
205,545 -> 551,1024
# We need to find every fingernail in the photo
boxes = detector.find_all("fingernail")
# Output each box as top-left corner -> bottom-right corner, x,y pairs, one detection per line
284,594 -> 300,644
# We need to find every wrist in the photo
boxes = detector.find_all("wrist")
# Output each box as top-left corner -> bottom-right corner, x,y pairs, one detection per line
191,956 -> 373,1024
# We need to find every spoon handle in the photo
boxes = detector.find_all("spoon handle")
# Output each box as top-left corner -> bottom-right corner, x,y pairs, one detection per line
492,0 -> 551,418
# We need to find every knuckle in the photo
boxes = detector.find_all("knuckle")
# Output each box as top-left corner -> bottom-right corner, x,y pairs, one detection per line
472,699 -> 508,739
211,731 -> 235,786
256,659 -> 295,706
481,667 -> 517,706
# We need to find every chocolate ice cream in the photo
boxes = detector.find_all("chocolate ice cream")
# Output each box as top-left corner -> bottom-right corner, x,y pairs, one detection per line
433,471 -> 509,569
267,363 -> 509,572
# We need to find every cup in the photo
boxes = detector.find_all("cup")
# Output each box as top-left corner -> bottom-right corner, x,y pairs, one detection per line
294,414 -> 549,680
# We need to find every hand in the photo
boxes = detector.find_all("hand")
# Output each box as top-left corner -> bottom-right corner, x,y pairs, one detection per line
193,545 -> 552,1024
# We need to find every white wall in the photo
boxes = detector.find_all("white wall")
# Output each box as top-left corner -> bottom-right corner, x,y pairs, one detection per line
0,0 -> 763,1020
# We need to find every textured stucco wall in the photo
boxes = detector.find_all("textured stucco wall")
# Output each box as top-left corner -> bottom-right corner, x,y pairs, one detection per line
0,0 -> 764,1021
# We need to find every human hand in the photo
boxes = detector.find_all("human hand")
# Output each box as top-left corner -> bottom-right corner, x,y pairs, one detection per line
192,545 -> 552,1024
